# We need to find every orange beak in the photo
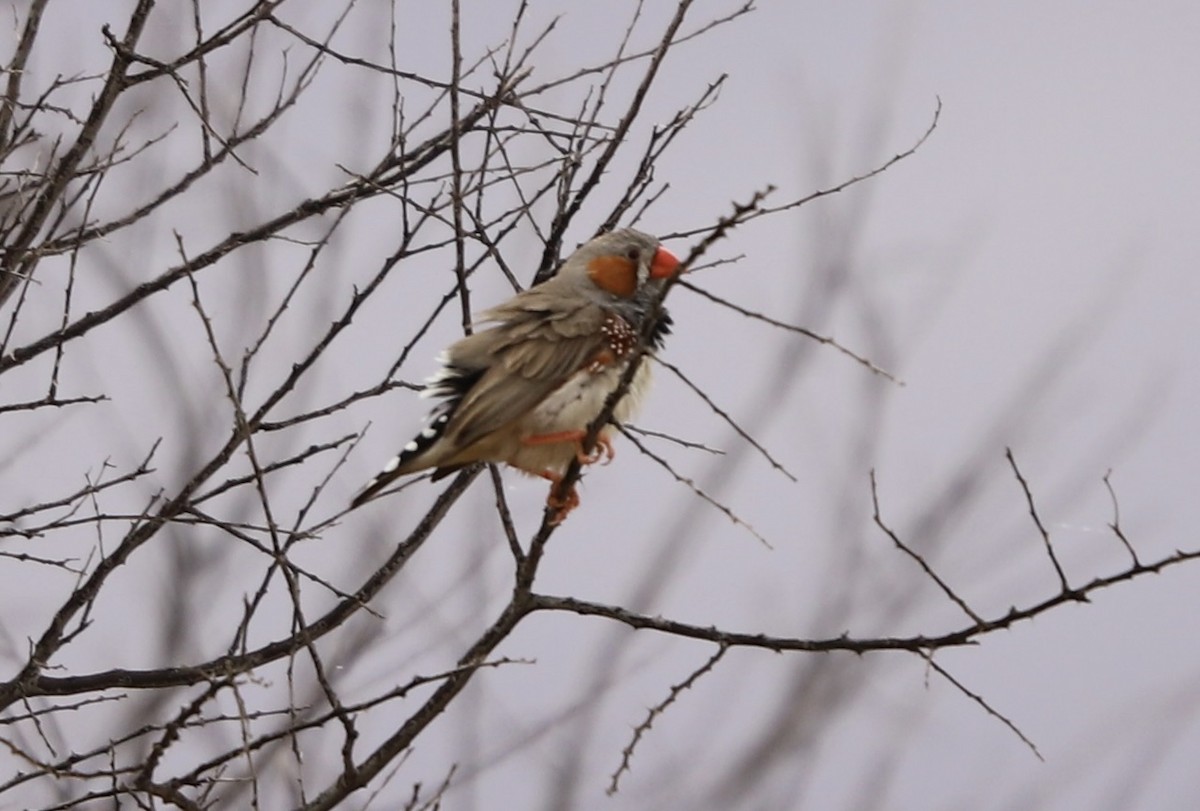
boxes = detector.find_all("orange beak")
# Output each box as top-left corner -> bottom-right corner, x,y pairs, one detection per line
650,246 -> 681,279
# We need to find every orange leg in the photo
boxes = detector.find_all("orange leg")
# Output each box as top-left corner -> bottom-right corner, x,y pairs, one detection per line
534,469 -> 580,525
522,430 -> 615,466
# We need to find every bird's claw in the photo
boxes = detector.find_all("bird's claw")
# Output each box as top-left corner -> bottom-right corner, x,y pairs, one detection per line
576,435 -> 615,466
536,469 -> 580,525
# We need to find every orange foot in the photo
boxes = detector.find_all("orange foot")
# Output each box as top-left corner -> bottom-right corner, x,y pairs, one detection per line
534,469 -> 580,525
521,430 -> 615,466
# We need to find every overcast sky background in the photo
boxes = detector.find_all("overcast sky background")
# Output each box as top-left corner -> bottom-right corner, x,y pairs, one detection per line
5,2 -> 1200,809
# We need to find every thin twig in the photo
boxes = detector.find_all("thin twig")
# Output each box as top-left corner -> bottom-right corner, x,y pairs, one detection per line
608,644 -> 728,795
654,356 -> 797,482
679,278 -> 901,383
618,425 -> 771,549
667,97 -> 943,239
622,424 -> 725,456
1102,469 -> 1140,567
488,464 -> 524,562
870,470 -> 982,624
1006,448 -> 1072,594
919,651 -> 1043,760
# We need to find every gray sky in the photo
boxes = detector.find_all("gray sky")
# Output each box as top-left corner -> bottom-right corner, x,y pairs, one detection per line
4,2 -> 1200,809
432,4 -> 1200,808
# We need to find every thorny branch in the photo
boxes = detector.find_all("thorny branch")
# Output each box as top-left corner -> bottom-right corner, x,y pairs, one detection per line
918,651 -> 1043,761
870,470 -> 983,625
678,277 -> 901,383
526,528 -> 1200,655
0,3 -> 1189,809
607,643 -> 729,794
617,422 -> 771,548
1007,447 -> 1072,593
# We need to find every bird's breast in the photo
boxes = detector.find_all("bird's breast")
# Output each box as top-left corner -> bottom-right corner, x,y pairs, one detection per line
526,357 -> 652,434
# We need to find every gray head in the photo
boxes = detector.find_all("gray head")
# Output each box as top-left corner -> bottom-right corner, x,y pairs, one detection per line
555,228 -> 680,323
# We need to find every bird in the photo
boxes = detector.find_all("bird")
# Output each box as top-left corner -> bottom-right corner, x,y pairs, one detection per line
351,228 -> 681,521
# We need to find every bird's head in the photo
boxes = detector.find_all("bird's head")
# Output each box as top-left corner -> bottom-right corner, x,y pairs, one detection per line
558,228 -> 681,319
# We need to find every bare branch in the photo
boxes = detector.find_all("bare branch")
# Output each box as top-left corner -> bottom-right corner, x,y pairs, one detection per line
608,644 -> 728,795
1006,448 -> 1073,594
919,651 -> 1043,760
679,277 -> 901,383
617,423 -> 771,549
654,356 -> 797,482
1102,469 -> 1140,567
871,470 -> 983,624
0,0 -> 156,308
622,423 -> 725,456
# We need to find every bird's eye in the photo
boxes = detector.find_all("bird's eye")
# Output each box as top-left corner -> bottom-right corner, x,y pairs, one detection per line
625,246 -> 641,262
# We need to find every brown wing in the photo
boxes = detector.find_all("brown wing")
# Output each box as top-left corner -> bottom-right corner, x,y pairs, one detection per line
440,292 -> 607,449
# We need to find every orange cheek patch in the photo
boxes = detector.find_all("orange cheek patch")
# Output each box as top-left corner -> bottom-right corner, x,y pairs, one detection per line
587,255 -> 637,298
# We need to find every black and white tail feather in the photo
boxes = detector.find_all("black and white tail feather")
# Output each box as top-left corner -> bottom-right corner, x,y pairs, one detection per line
350,357 -> 480,507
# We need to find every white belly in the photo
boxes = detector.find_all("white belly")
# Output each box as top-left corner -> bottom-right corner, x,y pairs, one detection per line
506,360 -> 652,475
